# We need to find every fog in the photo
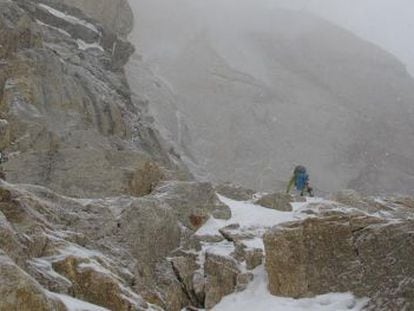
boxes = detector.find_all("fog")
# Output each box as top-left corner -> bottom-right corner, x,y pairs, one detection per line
126,0 -> 414,195
272,0 -> 414,75
130,0 -> 414,74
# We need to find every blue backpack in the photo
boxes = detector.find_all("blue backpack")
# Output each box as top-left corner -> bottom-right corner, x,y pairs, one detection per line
294,166 -> 308,191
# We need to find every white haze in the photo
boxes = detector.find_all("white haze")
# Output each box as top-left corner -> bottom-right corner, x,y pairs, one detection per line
126,0 -> 414,194
130,0 -> 414,75
271,0 -> 414,75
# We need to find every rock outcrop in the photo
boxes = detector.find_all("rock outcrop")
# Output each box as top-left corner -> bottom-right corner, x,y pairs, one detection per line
215,183 -> 255,201
0,251 -> 66,311
153,181 -> 231,230
0,0 -> 190,198
60,0 -> 134,37
2,1 -> 414,311
0,175 -> 236,310
254,192 -> 293,211
204,252 -> 241,309
264,198 -> 414,310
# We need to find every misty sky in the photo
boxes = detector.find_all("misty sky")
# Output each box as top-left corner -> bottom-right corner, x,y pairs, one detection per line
270,0 -> 414,74
131,0 -> 414,75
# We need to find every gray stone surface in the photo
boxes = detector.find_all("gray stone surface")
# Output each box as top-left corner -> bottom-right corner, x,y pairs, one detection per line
153,181 -> 231,230
255,193 -> 293,211
59,0 -> 134,36
118,197 -> 181,280
215,183 -> 255,201
0,0 -> 188,198
204,253 -> 241,309
264,206 -> 414,310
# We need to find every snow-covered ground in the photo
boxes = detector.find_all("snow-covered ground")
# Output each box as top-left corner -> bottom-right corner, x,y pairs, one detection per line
196,195 -> 322,237
215,267 -> 368,311
197,195 -> 369,311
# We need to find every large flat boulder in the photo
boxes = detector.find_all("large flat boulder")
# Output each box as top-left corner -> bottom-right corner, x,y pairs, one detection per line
264,211 -> 414,310
204,252 -> 241,309
118,197 -> 182,280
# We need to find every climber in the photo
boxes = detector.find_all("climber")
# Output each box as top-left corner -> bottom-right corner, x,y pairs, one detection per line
286,165 -> 314,197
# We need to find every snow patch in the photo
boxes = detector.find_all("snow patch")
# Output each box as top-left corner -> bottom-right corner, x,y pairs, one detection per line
38,4 -> 100,34
214,266 -> 369,311
48,291 -> 110,311
194,195 -> 370,310
196,195 -> 301,237
36,19 -> 72,37
76,39 -> 104,52
29,258 -> 72,286
204,240 -> 235,258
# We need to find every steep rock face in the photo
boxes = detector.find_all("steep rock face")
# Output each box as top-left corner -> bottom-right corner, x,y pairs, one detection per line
264,200 -> 414,310
118,197 -> 181,281
59,0 -> 133,37
0,0 -> 189,198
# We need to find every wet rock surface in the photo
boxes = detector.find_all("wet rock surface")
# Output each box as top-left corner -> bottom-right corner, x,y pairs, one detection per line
264,199 -> 414,311
0,0 -> 188,198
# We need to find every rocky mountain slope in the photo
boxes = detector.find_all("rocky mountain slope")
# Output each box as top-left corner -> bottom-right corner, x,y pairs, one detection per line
2,175 -> 414,310
1,1 -> 414,311
0,0 -> 191,198
126,1 -> 414,195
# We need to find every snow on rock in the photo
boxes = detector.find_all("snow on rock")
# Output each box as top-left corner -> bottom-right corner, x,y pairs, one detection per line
76,39 -> 104,52
48,292 -> 110,311
195,195 -> 300,237
203,241 -> 235,259
191,195 -> 370,310
38,3 -> 100,34
36,19 -> 72,37
214,267 -> 369,311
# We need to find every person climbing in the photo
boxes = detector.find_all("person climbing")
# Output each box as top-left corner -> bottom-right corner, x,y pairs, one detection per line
286,165 -> 314,197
